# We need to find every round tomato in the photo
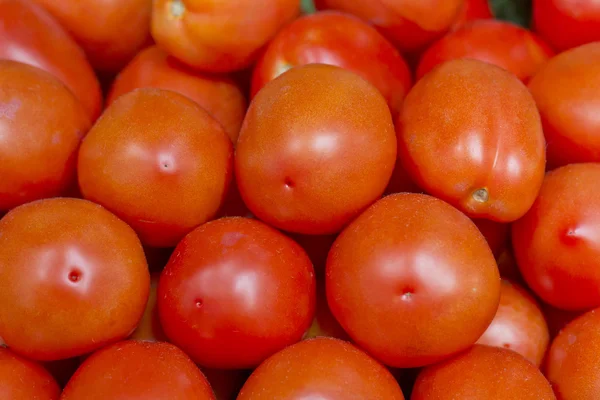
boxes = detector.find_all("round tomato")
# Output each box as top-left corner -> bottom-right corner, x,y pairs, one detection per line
472,218 -> 510,258
129,272 -> 167,342
451,0 -> 493,29
157,217 -> 316,369
0,347 -> 60,400
78,88 -> 233,248
0,198 -> 150,361
327,193 -> 501,368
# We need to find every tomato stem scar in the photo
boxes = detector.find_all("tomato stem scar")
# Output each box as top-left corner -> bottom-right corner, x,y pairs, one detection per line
472,188 -> 489,203
169,0 -> 185,18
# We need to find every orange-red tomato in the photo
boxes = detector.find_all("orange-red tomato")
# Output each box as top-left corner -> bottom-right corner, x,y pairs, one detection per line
472,218 -> 510,258
512,163 -> 600,311
251,11 -> 412,118
412,345 -> 556,399
151,0 -> 299,72
107,46 -> 247,143
0,60 -> 90,212
398,59 -> 546,223
236,64 -> 396,235
0,198 -> 150,361
78,88 -> 233,248
61,341 -> 215,399
0,347 -> 61,400
237,337 -> 405,399
158,217 -> 316,369
129,272 -> 167,342
327,193 -> 501,368
528,42 -> 600,169
451,0 -> 493,29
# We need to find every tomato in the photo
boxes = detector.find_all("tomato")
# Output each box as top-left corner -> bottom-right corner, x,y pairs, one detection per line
398,59 -> 546,223
0,60 -> 90,212
472,218 -> 510,258
412,345 -> 556,399
528,42 -> 600,169
451,0 -> 493,29
61,341 -> 215,399
157,217 -> 316,369
129,272 -> 167,342
512,163 -> 600,311
237,337 -> 405,399
0,347 -> 60,400
78,88 -> 233,248
107,46 -> 247,143
250,11 -> 412,119
303,279 -> 350,341
151,0 -> 299,73
327,193 -> 501,368
236,64 -> 396,235
0,198 -> 150,361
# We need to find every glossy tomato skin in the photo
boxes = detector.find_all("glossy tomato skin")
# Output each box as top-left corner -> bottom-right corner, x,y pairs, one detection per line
107,46 -> 247,143
528,43 -> 600,169
512,163 -> 600,311
327,193 -> 501,368
0,61 -> 90,212
398,59 -> 546,223
0,347 -> 61,400
236,64 -> 396,235
412,345 -> 556,399
151,0 -> 299,73
451,0 -> 493,29
78,88 -> 233,248
61,341 -> 215,400
0,198 -> 150,361
158,217 -> 316,369
237,337 -> 405,400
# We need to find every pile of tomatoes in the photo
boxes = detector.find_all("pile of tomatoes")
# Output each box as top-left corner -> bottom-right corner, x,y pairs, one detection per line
1,0 -> 600,398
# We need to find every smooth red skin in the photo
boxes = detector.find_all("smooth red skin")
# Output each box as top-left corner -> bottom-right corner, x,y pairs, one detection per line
327,193 -> 501,368
398,59 -> 546,223
61,341 -> 215,400
251,11 -> 412,119
236,64 -> 397,235
512,163 -> 600,311
238,337 -> 405,399
0,198 -> 150,361
304,279 -> 350,341
0,347 -> 61,400
78,88 -> 233,248
528,43 -> 600,169
158,217 -> 316,369
107,46 -> 247,143
412,345 -> 556,399
472,218 -> 510,258
0,0 -> 102,121
0,61 -> 91,212
541,302 -> 584,340
450,0 -> 493,29
129,272 -> 167,342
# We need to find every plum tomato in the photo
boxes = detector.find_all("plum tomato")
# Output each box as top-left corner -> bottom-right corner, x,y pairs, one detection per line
157,217 -> 316,369
398,59 -> 546,223
236,64 -> 397,235
0,347 -> 61,400
326,193 -> 501,368
472,218 -> 510,258
129,272 -> 167,342
0,198 -> 150,361
451,0 -> 493,30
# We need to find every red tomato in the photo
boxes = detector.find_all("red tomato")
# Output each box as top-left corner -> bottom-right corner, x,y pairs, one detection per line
237,337 -> 405,399
61,341 -> 215,399
78,88 -> 233,248
412,345 -> 556,399
528,42 -> 600,169
327,193 -> 501,368
0,198 -> 150,361
129,272 -> 167,342
158,217 -> 316,369
236,64 -> 397,235
303,279 -> 350,341
251,11 -> 412,118
151,0 -> 299,72
0,60 -> 90,212
512,163 -> 600,311
398,59 -> 546,223
107,46 -> 247,143
451,0 -> 493,29
472,218 -> 510,258
0,347 -> 60,400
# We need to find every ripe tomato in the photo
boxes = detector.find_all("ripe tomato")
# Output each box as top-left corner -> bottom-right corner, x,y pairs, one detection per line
61,341 -> 215,399
237,337 -> 405,399
412,345 -> 556,399
472,218 -> 510,258
78,88 -> 233,248
528,42 -> 600,169
451,0 -> 493,29
107,46 -> 247,143
0,198 -> 150,361
0,60 -> 90,212
398,59 -> 546,223
304,279 -> 350,341
327,193 -> 501,368
0,347 -> 60,400
512,163 -> 600,311
236,64 -> 397,235
158,217 -> 316,369
129,272 -> 167,342
151,0 -> 299,72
